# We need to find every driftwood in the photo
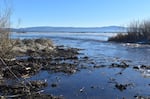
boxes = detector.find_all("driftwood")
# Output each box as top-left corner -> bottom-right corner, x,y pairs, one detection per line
0,57 -> 32,90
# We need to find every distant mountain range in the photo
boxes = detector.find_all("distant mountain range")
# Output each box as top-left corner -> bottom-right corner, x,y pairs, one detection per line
12,26 -> 127,33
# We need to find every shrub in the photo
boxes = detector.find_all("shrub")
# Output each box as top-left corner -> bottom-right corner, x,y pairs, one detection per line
108,20 -> 150,43
0,2 -> 15,59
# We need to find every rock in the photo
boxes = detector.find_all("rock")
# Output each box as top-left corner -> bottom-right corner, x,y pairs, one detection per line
93,65 -> 105,68
51,83 -> 57,88
110,61 -> 129,68
140,65 -> 150,69
90,85 -> 98,89
133,66 -> 139,69
115,83 -> 133,91
115,84 -> 127,91
140,65 -> 147,69
134,65 -> 150,77
83,56 -> 88,59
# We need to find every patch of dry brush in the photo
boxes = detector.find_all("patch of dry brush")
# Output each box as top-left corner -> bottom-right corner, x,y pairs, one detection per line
0,6 -> 15,59
108,20 -> 150,43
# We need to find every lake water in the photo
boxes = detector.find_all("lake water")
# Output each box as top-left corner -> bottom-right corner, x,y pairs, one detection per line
11,32 -> 150,99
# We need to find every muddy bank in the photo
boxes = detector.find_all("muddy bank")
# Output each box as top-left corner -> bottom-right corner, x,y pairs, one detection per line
0,38 -> 86,98
11,38 -> 55,57
0,38 -> 150,99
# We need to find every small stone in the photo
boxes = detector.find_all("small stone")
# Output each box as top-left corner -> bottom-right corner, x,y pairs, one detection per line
115,84 -> 127,91
133,66 -> 139,69
51,83 -> 57,88
93,65 -> 105,68
91,86 -> 97,89
140,65 -> 146,68
83,56 -> 88,59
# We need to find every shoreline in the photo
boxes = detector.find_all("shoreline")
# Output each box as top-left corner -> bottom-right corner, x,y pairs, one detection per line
0,38 -> 149,99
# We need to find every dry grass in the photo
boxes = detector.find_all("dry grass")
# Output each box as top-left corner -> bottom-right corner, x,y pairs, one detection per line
108,20 -> 150,43
0,4 -> 15,59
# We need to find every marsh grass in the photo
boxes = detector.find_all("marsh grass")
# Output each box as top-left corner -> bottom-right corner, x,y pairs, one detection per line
108,20 -> 150,43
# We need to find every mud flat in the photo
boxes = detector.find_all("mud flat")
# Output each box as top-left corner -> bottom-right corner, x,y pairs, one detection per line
0,38 -> 90,99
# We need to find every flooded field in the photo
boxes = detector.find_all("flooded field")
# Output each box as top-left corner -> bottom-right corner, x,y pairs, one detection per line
11,32 -> 150,99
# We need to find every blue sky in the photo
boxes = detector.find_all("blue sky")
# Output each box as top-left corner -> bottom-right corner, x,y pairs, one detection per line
8,0 -> 150,27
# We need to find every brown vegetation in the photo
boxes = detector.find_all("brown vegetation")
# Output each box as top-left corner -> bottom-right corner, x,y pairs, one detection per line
0,2 -> 63,98
108,20 -> 150,43
0,3 -> 15,59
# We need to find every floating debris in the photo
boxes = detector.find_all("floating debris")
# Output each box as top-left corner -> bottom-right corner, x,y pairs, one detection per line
79,87 -> 85,92
115,83 -> 133,91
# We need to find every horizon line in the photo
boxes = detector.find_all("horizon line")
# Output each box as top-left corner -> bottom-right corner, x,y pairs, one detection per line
13,25 -> 125,29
